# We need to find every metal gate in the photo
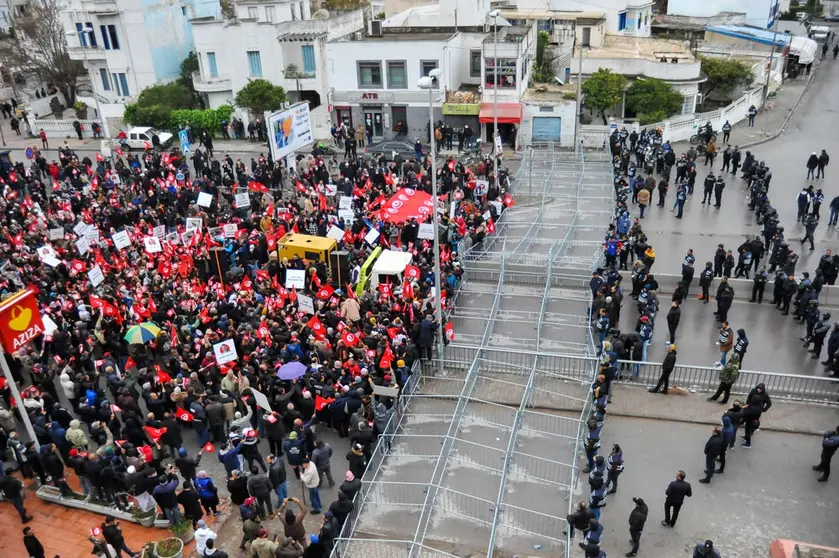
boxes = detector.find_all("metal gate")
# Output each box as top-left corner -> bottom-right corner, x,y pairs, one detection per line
532,116 -> 562,142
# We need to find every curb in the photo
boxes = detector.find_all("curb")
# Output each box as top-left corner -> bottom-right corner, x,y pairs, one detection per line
738,61 -> 820,149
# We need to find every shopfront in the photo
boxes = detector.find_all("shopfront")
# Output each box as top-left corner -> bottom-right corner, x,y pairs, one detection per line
442,102 -> 481,130
479,102 -> 522,149
331,90 -> 442,144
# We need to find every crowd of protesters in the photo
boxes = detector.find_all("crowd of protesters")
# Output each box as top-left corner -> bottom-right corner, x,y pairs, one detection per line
0,121 -> 514,557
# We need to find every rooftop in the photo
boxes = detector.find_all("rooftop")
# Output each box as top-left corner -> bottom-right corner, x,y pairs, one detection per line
705,24 -> 792,47
363,32 -> 456,41
499,9 -> 606,23
481,25 -> 532,44
578,34 -> 695,62
522,82 -> 577,102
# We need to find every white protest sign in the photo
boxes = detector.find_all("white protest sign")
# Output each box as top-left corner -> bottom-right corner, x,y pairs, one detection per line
475,180 -> 489,196
37,245 -> 57,261
49,228 -> 64,241
41,255 -> 61,267
372,384 -> 400,398
85,227 -> 100,245
285,269 -> 306,290
364,228 -> 380,246
166,232 -> 181,245
112,230 -> 131,250
186,218 -> 202,231
197,192 -> 213,208
88,265 -> 105,287
213,339 -> 238,365
490,201 -> 503,216
143,236 -> 162,253
180,230 -> 195,245
73,222 -> 88,236
339,196 -> 352,210
76,236 -> 90,256
327,225 -> 345,242
153,225 -> 166,239
450,201 -> 458,216
297,293 -> 315,315
42,313 -> 58,336
482,211 -> 492,222
338,209 -> 355,224
223,223 -> 238,238
235,192 -> 250,209
324,183 -> 337,196
418,223 -> 435,240
249,387 -> 273,412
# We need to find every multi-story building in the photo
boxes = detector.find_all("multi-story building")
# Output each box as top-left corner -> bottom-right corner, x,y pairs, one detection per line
190,0 -> 364,141
666,0 -> 785,29
325,0 -> 535,147
63,0 -> 215,133
511,0 -> 654,38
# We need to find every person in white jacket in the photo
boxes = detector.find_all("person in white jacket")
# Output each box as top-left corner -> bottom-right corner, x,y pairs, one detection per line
300,460 -> 322,513
194,519 -> 216,555
59,370 -> 77,409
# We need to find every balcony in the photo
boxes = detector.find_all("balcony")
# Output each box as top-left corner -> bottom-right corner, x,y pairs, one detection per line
68,46 -> 107,61
87,0 -> 119,14
192,71 -> 232,93
282,69 -> 318,91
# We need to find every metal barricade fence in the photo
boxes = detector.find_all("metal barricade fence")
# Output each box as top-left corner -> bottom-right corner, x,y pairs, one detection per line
334,539 -> 462,558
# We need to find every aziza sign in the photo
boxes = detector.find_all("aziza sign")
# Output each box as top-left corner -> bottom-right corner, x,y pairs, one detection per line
0,289 -> 44,350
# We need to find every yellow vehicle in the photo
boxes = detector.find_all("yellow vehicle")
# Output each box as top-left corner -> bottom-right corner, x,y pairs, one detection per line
277,233 -> 337,263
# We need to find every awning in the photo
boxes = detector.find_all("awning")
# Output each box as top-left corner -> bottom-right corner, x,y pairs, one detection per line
478,102 -> 522,124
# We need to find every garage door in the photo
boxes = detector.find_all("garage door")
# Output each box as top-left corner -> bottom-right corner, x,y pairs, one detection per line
532,116 -> 562,142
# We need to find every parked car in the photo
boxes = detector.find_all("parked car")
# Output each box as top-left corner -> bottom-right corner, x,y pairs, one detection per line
823,14 -> 839,21
114,126 -> 173,151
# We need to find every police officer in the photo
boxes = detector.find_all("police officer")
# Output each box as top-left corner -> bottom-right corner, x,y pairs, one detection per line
750,266 -> 769,303
698,262 -> 714,303
808,313 -> 832,359
801,214 -> 818,251
681,250 -> 695,294
713,175 -> 726,208
701,172 -> 715,204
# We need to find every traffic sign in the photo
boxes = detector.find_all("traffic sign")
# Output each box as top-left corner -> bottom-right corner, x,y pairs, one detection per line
25,147 -> 33,159
179,129 -> 190,154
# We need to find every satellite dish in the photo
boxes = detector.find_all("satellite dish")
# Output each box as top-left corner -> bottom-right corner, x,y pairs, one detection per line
312,9 -> 329,20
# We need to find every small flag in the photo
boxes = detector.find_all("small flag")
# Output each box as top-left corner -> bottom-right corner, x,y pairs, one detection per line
202,442 -> 215,453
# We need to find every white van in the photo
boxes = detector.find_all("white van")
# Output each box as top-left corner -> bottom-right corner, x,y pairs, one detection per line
370,250 -> 413,291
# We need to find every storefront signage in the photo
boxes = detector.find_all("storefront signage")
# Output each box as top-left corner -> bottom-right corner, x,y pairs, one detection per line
442,103 -> 481,116
347,91 -> 394,102
0,289 -> 44,350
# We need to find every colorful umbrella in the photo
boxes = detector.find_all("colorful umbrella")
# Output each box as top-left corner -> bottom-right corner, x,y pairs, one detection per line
123,322 -> 161,344
277,361 -> 307,380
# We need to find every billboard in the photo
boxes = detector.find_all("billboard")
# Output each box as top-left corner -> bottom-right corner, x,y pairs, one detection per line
265,103 -> 313,161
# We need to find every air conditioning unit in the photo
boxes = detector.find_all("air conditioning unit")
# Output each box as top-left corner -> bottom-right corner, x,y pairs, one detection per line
354,31 -> 363,41
368,20 -> 382,36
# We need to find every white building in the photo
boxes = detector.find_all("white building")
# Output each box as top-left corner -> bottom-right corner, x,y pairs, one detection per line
667,0 -> 783,29
511,0 -> 654,37
63,0 -> 211,133
325,0 -> 535,147
190,1 -> 364,140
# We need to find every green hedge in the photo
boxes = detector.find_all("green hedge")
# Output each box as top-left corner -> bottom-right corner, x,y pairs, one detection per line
123,104 -> 235,137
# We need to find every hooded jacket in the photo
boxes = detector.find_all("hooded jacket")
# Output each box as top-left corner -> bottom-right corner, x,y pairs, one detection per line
721,416 -> 735,444
746,383 -> 772,414
66,419 -> 89,450
60,372 -> 76,399
733,329 -> 749,354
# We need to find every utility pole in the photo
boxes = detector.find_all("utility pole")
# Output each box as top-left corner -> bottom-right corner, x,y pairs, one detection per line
763,18 -> 779,100
574,23 -> 583,154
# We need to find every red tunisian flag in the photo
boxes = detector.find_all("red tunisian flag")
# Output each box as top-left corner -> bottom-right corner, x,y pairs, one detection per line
315,394 -> 335,412
175,408 -> 194,422
154,364 -> 172,384
504,193 -> 516,207
342,331 -> 360,346
315,285 -> 334,300
444,322 -> 455,341
402,280 -> 414,300
71,259 -> 87,273
404,265 -> 421,280
486,219 -> 496,234
143,426 -> 168,443
378,282 -> 392,298
89,295 -> 122,323
307,316 -> 325,336
256,319 -> 272,341
380,344 -> 395,369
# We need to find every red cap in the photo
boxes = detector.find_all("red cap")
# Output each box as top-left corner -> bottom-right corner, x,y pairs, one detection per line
69,449 -> 79,457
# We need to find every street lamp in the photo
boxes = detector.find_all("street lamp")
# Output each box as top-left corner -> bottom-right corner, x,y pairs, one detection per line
418,69 -> 445,376
489,9 -> 500,193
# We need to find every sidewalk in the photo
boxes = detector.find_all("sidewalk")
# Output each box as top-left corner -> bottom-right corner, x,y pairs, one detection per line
670,61 -> 820,153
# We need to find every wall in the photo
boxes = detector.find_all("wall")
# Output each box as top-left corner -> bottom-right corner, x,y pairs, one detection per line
514,0 -> 652,36
667,0 -> 778,28
142,0 -> 197,82
577,56 -> 702,81
384,0 -> 435,17
703,30 -> 776,53
519,100 -> 576,146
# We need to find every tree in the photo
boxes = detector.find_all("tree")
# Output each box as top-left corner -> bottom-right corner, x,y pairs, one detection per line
625,78 -> 684,124
234,79 -> 287,116
178,52 -> 204,109
0,0 -> 85,107
700,56 -> 755,100
123,82 -> 197,128
581,69 -> 627,124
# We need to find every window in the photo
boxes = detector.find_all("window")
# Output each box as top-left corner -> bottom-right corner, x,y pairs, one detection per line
119,73 -> 129,96
358,61 -> 382,88
108,25 -> 119,49
247,51 -> 263,76
470,50 -> 481,77
618,11 -> 627,31
387,61 -> 407,88
681,93 -> 692,115
112,73 -> 119,94
301,45 -> 315,74
266,6 -> 275,22
76,22 -> 96,47
298,2 -> 304,19
291,3 -> 297,20
248,6 -> 258,19
207,52 -> 218,78
100,25 -> 111,49
99,68 -> 110,91
485,58 -> 517,88
420,60 -> 438,77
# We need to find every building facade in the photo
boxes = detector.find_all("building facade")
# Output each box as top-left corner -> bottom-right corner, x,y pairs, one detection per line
667,0 -> 782,29
190,1 -> 363,140
63,0 -> 212,131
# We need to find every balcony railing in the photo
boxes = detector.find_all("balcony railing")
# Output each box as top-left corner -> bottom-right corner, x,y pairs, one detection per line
68,46 -> 106,60
191,71 -> 232,93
